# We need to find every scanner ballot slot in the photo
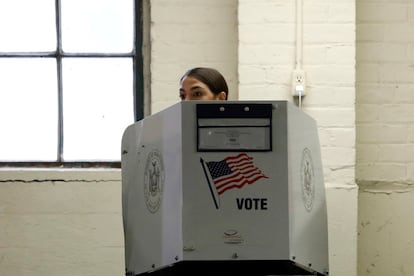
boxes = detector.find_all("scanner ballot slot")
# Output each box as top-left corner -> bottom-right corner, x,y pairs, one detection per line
196,103 -> 273,152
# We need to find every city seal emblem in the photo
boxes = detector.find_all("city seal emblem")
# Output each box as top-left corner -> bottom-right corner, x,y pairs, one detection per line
144,149 -> 165,213
301,148 -> 315,212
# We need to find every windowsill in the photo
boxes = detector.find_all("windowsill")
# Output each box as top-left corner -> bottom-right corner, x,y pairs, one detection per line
0,167 -> 121,182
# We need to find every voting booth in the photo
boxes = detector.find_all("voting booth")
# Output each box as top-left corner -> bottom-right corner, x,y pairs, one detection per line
121,101 -> 329,276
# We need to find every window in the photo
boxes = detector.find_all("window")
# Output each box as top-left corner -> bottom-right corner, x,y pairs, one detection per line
0,0 -> 143,167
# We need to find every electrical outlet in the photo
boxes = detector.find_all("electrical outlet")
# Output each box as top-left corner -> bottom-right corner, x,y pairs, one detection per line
292,69 -> 306,97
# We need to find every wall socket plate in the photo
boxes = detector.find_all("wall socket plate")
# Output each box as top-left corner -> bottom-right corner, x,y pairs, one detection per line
292,69 -> 306,97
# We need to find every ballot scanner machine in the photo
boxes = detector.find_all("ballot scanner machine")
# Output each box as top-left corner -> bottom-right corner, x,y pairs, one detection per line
121,101 -> 329,275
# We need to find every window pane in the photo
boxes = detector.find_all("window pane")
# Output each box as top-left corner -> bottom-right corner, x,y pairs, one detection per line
0,0 -> 56,52
61,0 -> 133,53
0,58 -> 58,161
63,58 -> 134,161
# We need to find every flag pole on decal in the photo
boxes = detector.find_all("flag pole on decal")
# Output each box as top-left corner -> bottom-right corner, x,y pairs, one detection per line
200,157 -> 220,209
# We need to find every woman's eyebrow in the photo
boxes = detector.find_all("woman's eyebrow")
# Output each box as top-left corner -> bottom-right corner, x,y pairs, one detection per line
190,85 -> 204,91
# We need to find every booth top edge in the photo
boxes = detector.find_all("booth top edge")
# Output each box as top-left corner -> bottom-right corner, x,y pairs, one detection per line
136,100 -> 300,122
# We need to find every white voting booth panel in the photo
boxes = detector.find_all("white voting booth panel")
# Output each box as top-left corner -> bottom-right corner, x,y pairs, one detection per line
121,101 -> 329,276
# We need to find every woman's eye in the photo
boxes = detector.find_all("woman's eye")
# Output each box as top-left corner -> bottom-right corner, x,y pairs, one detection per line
193,91 -> 202,97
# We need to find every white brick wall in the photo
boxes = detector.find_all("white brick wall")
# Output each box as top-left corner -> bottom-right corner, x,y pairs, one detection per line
357,0 -> 414,182
357,0 -> 414,275
238,0 -> 294,100
0,170 -> 124,276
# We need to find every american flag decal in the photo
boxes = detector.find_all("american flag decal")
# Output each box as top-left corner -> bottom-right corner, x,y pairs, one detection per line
200,153 -> 268,208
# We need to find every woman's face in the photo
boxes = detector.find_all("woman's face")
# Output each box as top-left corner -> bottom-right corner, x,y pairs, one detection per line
179,76 -> 225,101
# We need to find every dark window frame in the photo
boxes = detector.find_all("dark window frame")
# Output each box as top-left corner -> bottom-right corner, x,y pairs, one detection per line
0,0 -> 144,168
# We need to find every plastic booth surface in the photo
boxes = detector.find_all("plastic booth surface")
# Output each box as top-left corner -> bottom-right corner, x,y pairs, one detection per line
121,101 -> 329,276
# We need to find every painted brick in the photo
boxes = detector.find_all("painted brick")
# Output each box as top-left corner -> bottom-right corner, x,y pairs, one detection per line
379,104 -> 414,123
238,64 -> 293,88
303,86 -> 355,107
384,23 -> 414,42
304,44 -> 355,65
238,1 -> 294,23
378,64 -> 414,83
304,24 -> 355,44
306,3 -> 355,23
356,63 -> 381,83
328,4 -> 356,22
393,84 -> 414,103
0,247 -> 124,276
151,83 -> 180,102
306,108 -> 355,128
152,43 -> 234,64
358,190 -> 414,276
238,66 -> 268,85
357,4 -> 409,22
357,0 -> 414,188
238,84 -> 290,100
0,176 -> 124,276
408,163 -> 414,180
152,24 -> 238,45
325,188 -> 358,276
307,65 -> 355,86
357,42 -> 408,62
0,181 -> 121,214
239,24 -> 295,44
357,163 -> 407,182
408,127 -> 414,143
357,104 -> 381,122
0,213 -> 122,248
152,2 -> 235,24
324,167 -> 356,187
304,4 -> 330,23
321,147 -> 355,167
357,124 -> 409,144
356,144 -> 379,162
377,144 -> 414,162
410,4 -> 414,20
239,44 -> 294,65
319,127 -> 356,148
356,84 -> 396,104
356,24 -> 385,41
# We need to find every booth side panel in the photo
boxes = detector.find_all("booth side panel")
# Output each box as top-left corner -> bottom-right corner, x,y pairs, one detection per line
122,123 -> 144,274
121,104 -> 184,275
160,105 -> 184,264
287,104 -> 329,275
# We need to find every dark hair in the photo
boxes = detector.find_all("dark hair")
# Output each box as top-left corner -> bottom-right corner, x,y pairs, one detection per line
180,67 -> 229,100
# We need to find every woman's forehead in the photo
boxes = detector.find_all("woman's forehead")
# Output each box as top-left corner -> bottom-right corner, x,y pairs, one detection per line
180,76 -> 208,89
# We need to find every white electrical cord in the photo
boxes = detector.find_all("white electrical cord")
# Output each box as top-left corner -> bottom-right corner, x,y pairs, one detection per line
296,0 -> 303,70
294,0 -> 304,109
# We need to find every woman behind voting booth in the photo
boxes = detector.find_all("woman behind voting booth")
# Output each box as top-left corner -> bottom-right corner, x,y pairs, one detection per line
179,67 -> 229,101
123,67 -> 329,276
